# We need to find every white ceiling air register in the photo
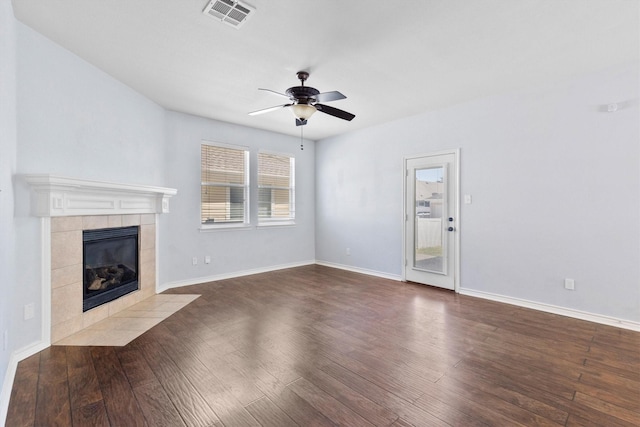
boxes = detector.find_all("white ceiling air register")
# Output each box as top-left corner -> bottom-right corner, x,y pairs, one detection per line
203,0 -> 255,29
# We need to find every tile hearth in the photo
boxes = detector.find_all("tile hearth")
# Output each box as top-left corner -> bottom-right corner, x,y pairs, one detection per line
54,293 -> 200,346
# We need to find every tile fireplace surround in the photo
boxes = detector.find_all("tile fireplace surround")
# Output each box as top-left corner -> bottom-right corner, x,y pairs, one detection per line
24,175 -> 177,344
50,214 -> 156,342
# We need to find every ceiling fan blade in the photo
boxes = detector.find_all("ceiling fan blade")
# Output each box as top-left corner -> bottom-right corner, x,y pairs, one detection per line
248,104 -> 292,116
315,103 -> 355,121
315,91 -> 346,103
258,88 -> 290,99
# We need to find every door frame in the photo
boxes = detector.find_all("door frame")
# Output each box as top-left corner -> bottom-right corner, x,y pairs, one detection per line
402,148 -> 461,292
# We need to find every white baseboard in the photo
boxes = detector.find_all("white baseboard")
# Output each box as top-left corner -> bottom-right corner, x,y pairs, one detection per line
157,260 -> 316,292
314,260 -> 403,282
0,340 -> 49,426
459,288 -> 640,332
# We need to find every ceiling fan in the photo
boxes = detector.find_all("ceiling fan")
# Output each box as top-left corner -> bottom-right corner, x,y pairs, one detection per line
249,71 -> 355,126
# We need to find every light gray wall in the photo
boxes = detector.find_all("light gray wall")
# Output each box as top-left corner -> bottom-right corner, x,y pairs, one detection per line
0,0 -> 18,402
6,18 -> 317,374
315,64 -> 639,322
12,20 -> 167,355
160,111 -> 315,286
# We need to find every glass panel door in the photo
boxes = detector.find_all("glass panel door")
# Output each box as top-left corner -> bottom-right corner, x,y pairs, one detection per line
404,151 -> 457,290
414,166 -> 446,274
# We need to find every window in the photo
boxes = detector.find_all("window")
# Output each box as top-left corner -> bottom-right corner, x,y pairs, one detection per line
201,143 -> 249,226
258,152 -> 295,223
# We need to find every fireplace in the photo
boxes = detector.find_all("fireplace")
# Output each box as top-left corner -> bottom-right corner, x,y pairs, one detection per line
83,226 -> 139,312
24,174 -> 177,343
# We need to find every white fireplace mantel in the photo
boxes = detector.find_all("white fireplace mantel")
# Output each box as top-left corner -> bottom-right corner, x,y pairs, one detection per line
24,174 -> 177,217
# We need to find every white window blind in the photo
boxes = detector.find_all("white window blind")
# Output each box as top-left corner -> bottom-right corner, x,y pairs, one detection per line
201,143 -> 249,225
258,152 -> 295,222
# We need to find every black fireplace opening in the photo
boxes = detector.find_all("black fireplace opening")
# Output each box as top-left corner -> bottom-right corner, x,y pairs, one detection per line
83,226 -> 139,312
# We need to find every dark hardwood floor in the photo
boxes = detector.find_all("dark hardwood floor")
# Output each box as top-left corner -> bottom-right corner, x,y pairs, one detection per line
6,265 -> 640,426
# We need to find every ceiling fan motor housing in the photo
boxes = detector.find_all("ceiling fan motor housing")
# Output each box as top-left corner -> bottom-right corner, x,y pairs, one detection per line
286,86 -> 320,105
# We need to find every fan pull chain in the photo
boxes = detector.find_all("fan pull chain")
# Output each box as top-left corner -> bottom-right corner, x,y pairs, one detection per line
300,126 -> 304,150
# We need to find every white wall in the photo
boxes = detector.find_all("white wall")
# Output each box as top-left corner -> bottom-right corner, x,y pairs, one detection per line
0,0 -> 18,416
160,111 -> 316,287
316,64 -> 640,322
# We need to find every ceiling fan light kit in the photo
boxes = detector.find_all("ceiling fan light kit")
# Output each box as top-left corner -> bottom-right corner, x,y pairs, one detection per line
249,71 -> 355,127
291,104 -> 317,120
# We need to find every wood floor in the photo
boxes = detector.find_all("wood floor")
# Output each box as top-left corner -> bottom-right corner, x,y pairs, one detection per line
6,265 -> 640,426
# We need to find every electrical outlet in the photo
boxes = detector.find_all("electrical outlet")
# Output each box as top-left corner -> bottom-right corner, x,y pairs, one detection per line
564,278 -> 575,290
192,257 -> 198,266
24,303 -> 35,320
205,255 -> 211,264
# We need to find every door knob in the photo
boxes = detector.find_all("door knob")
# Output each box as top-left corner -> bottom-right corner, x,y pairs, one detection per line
448,226 -> 455,232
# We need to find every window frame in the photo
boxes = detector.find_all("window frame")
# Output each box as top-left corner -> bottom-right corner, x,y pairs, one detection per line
200,141 -> 250,230
257,150 -> 296,227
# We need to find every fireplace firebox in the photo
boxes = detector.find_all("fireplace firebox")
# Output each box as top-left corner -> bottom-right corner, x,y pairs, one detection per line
83,226 -> 139,312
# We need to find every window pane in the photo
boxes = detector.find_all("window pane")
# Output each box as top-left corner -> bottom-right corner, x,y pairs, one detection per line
202,145 -> 246,184
414,166 -> 444,273
258,188 -> 272,218
258,153 -> 294,221
201,144 -> 248,225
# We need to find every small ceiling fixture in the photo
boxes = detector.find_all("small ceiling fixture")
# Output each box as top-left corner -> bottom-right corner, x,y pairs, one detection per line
203,0 -> 255,29
249,71 -> 355,127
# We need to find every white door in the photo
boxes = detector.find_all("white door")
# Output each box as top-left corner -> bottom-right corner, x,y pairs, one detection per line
404,151 -> 458,290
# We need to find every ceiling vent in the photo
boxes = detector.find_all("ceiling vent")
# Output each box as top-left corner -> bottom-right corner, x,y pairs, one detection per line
203,0 -> 255,29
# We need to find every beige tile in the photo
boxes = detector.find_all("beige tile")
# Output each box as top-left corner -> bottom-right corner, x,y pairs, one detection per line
155,302 -> 191,312
86,316 -> 130,331
128,298 -> 167,311
135,285 -> 155,302
95,329 -> 142,346
51,283 -> 82,325
140,224 -> 155,250
140,214 -> 156,225
54,328 -> 101,346
111,309 -> 168,319
82,304 -> 109,329
51,315 -> 83,343
139,262 -> 156,291
107,215 -> 123,228
122,215 -> 141,226
51,264 -> 82,289
51,216 -> 82,232
140,286 -> 157,302
82,215 -> 110,230
54,293 -> 200,346
51,230 -> 82,270
113,317 -> 164,331
140,247 -> 155,265
107,291 -> 139,316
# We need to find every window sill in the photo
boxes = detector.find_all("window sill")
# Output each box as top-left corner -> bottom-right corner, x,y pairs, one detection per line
257,220 -> 296,228
199,223 -> 252,232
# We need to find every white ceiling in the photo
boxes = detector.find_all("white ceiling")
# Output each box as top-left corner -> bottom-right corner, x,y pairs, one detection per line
12,0 -> 639,141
